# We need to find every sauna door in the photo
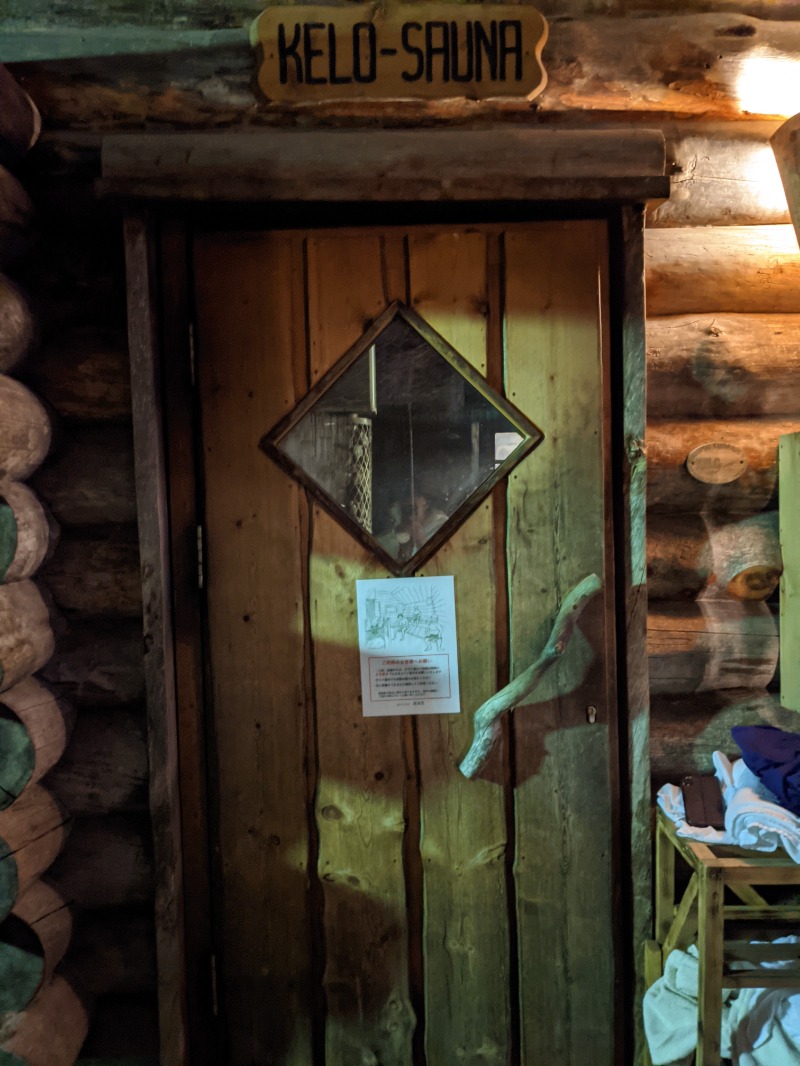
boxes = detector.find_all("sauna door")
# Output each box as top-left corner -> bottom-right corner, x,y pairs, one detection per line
193,221 -> 618,1066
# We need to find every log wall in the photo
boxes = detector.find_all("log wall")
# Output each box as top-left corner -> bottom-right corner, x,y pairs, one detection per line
3,3 -> 800,1064
0,65 -> 89,1066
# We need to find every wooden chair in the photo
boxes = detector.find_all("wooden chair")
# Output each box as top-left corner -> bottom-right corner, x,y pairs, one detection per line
647,808 -> 800,1066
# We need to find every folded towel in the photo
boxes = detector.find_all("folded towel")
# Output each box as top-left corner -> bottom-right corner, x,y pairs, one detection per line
713,753 -> 800,864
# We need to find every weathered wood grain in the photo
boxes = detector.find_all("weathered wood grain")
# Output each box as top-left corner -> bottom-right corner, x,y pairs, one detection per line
779,432 -> 800,712
0,377 -> 51,481
100,128 -> 667,202
45,708 -> 148,816
647,313 -> 800,419
506,221 -> 615,1064
0,581 -> 54,694
409,230 -> 512,1063
648,122 -> 790,229
306,233 -> 414,1065
618,205 -> 652,1066
647,417 -> 800,514
0,972 -> 89,1066
30,424 -> 136,527
0,481 -> 56,584
648,600 -> 778,694
195,231 -> 314,1065
647,511 -> 781,601
40,619 -> 144,708
39,527 -> 141,618
645,226 -> 800,315
124,212 -> 188,1066
650,689 -> 800,788
0,785 -> 70,922
11,13 -> 800,128
24,327 -> 131,422
0,275 -> 36,372
46,815 -> 153,909
0,677 -> 74,810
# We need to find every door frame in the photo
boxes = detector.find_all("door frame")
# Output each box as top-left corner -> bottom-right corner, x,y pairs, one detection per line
111,128 -> 666,1066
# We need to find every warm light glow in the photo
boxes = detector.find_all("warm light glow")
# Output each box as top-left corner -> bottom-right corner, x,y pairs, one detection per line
736,54 -> 800,118
743,142 -> 790,216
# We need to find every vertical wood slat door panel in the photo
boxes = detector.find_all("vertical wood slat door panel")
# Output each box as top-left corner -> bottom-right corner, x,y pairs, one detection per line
408,231 -> 513,1065
194,233 -> 314,1066
505,222 -> 615,1066
194,220 -> 618,1066
305,235 -> 416,1066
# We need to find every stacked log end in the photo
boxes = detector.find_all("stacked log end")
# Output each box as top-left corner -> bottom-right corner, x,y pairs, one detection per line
645,224 -> 800,795
0,62 -> 154,1064
0,64 -> 88,1066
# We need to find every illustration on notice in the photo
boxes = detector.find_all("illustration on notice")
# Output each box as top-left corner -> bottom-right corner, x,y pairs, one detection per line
355,575 -> 461,717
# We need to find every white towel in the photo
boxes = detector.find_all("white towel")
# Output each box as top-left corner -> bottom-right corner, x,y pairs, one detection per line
643,946 -> 734,1064
656,754 -> 800,863
713,752 -> 800,864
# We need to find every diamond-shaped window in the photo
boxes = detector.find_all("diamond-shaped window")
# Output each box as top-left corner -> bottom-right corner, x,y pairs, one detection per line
261,302 -> 543,575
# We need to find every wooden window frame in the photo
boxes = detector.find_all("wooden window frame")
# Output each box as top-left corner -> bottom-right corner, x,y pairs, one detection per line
112,128 -> 665,1066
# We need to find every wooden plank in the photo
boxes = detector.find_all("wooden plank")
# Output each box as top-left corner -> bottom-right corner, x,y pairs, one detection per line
195,231 -> 314,1065
100,129 -> 667,202
780,432 -> 800,711
123,213 -> 186,1066
305,232 -> 415,1064
645,226 -> 800,316
505,221 -> 615,1065
408,229 -> 512,1063
697,867 -> 724,1066
159,219 -> 213,1066
250,5 -> 548,105
616,206 -> 653,1066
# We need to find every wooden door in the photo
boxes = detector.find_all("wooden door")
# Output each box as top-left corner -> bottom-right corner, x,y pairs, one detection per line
193,220 -> 618,1066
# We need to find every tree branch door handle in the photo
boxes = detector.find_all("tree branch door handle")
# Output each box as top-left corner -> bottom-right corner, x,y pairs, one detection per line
459,573 -> 603,779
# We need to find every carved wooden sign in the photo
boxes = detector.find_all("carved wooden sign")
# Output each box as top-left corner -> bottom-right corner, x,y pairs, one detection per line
250,4 -> 548,102
686,442 -> 747,484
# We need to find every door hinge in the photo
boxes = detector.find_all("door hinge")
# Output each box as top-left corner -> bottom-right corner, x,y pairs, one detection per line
196,524 -> 205,590
210,952 -> 219,1017
188,321 -> 196,388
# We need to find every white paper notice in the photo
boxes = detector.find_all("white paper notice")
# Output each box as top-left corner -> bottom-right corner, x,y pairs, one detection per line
356,576 -> 461,717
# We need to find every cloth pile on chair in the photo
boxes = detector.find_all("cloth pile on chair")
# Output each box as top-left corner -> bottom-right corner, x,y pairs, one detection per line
644,941 -> 800,1065
657,751 -> 800,863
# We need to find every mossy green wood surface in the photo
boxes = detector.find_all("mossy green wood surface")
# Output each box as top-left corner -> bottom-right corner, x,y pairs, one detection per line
306,234 -> 415,1065
0,499 -> 16,584
505,223 -> 616,1064
409,230 -> 512,1064
0,839 -> 18,924
779,432 -> 800,713
0,705 -> 34,811
195,232 -> 314,1065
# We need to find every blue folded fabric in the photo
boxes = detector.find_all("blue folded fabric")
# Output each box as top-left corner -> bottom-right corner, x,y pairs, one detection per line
732,724 -> 800,817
